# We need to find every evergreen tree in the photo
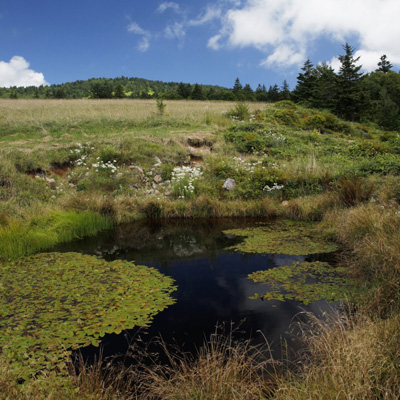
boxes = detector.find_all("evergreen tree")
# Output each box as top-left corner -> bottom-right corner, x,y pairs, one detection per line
268,84 -> 280,102
377,55 -> 393,73
191,83 -> 205,100
279,80 -> 291,100
292,59 -> 316,103
177,82 -> 191,99
242,83 -> 255,101
335,43 -> 364,120
312,63 -> 338,110
232,78 -> 243,95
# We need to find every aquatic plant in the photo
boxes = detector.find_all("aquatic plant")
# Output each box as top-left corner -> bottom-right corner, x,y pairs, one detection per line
0,252 -> 176,378
249,261 -> 357,305
224,220 -> 338,256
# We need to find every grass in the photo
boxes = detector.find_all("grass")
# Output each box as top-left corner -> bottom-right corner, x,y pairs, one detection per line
1,98 -> 400,398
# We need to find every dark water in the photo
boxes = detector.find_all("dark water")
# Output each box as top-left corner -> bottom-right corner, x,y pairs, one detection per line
53,218 -> 337,362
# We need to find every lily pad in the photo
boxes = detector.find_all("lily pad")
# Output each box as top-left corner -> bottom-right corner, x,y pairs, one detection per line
0,252 -> 176,378
224,220 -> 338,255
248,261 -> 358,305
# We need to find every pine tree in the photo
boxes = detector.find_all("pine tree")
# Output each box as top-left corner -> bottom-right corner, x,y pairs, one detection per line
312,63 -> 337,110
280,80 -> 291,100
191,83 -> 205,100
232,78 -> 242,94
335,43 -> 364,120
292,59 -> 316,103
377,55 -> 393,73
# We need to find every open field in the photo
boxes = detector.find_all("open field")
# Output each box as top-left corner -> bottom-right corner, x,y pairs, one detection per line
1,99 -> 400,398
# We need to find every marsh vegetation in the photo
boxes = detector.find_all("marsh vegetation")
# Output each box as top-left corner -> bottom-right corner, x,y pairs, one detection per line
1,98 -> 400,398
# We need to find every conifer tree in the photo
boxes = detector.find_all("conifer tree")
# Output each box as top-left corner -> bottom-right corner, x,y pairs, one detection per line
335,43 -> 364,120
291,59 -> 316,103
377,55 -> 393,73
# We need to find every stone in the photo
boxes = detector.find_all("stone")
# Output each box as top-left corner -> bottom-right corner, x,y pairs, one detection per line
222,178 -> 236,191
69,183 -> 76,188
128,165 -> 144,175
281,201 -> 289,207
153,175 -> 162,184
115,173 -> 124,179
46,178 -> 57,187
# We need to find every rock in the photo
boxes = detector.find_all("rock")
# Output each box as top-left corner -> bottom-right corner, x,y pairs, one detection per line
84,172 -> 90,177
152,182 -> 157,189
281,201 -> 289,207
46,178 -> 57,187
222,178 -> 236,191
115,173 -> 124,179
147,171 -> 153,176
128,165 -> 144,175
153,175 -> 162,184
69,183 -> 76,188
154,157 -> 162,167
165,191 -> 172,197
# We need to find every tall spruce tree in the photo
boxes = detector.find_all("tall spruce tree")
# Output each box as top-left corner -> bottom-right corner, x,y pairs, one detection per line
312,63 -> 337,110
335,43 -> 364,120
292,59 -> 316,104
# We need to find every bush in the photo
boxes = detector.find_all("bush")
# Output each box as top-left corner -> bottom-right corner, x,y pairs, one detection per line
226,102 -> 250,121
304,114 -> 327,130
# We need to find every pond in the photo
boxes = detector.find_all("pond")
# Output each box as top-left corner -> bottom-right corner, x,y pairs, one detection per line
52,218 -> 342,363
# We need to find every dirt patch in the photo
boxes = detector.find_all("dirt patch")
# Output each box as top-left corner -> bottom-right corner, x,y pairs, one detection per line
50,161 -> 72,177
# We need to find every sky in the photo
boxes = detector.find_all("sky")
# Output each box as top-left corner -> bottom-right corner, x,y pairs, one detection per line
1,0 -> 400,91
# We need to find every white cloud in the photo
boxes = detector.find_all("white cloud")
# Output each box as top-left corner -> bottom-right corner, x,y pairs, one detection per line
0,56 -> 48,87
188,6 -> 221,26
157,2 -> 181,14
165,22 -> 186,40
210,0 -> 400,70
127,22 -> 151,52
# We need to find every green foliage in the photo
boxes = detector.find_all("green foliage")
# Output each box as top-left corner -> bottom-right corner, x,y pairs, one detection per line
156,98 -> 166,115
249,261 -> 358,305
0,211 -> 112,260
304,114 -> 327,130
0,252 -> 176,378
226,102 -> 251,121
224,220 -> 338,255
273,108 -> 299,126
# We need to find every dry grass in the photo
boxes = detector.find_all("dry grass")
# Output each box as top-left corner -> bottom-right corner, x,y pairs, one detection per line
274,312 -> 400,400
133,327 -> 276,400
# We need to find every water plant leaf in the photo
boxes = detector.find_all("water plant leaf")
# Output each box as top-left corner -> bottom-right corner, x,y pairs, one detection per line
224,220 -> 338,255
248,261 -> 359,305
0,252 -> 176,379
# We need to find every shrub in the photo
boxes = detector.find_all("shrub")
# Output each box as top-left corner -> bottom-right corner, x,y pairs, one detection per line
304,114 -> 327,130
273,108 -> 299,126
226,102 -> 250,121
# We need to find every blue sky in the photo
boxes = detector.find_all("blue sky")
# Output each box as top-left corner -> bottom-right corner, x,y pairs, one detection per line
1,0 -> 400,90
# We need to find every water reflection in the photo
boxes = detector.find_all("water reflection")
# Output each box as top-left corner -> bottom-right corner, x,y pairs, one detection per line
53,218 -> 336,360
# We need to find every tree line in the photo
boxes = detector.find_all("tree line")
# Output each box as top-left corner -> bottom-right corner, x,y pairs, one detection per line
292,44 -> 400,130
1,43 -> 399,130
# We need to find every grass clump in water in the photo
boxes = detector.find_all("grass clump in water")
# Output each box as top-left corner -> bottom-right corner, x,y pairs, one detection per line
0,210 -> 112,260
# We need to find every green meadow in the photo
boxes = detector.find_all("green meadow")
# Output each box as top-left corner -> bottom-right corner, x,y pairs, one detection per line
1,98 -> 400,399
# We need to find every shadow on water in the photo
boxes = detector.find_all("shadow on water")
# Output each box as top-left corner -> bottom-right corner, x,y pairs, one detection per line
52,218 -> 339,364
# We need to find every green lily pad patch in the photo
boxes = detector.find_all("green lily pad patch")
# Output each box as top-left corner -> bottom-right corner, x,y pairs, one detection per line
249,261 -> 358,305
224,220 -> 338,255
0,252 -> 176,379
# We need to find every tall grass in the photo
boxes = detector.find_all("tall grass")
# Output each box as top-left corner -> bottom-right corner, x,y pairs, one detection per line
274,312 -> 400,400
0,210 -> 112,260
0,99 -> 266,140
